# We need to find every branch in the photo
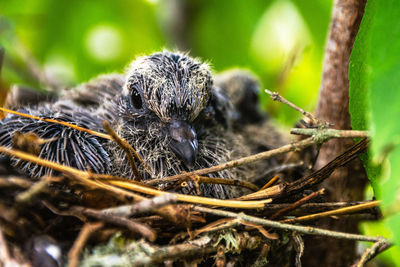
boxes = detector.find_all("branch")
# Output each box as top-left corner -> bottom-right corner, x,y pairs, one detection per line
68,222 -> 104,267
290,128 -> 369,139
193,206 -> 387,243
280,200 -> 380,223
352,239 -> 392,267
265,89 -> 323,126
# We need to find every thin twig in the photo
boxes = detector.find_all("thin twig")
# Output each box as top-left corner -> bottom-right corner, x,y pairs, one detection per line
103,121 -> 142,181
280,200 -> 380,223
107,180 -> 272,209
98,194 -> 178,217
160,174 -> 259,191
193,206 -> 386,243
71,206 -> 156,241
260,175 -> 280,190
270,188 -> 325,219
262,200 -> 378,213
15,176 -> 62,205
131,236 -> 217,265
68,222 -> 104,267
291,128 -> 369,139
265,89 -> 323,126
353,239 -> 392,267
0,176 -> 32,189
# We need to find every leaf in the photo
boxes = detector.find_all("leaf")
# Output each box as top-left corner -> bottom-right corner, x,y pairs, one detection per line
349,0 -> 400,246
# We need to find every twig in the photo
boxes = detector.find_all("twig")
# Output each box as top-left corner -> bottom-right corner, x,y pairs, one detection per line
291,128 -> 369,139
270,188 -> 325,219
107,180 -> 272,209
161,174 -> 259,192
283,138 -> 368,197
260,175 -> 280,190
262,200 -> 378,212
0,227 -> 10,263
280,200 -> 380,224
131,236 -> 217,265
146,137 -> 316,186
292,232 -> 304,267
103,121 -> 142,181
192,218 -> 240,238
71,206 -> 156,241
0,227 -> 28,267
97,194 -> 178,217
0,176 -> 32,189
265,89 -> 323,126
68,222 -> 104,267
353,239 -> 392,267
193,206 -> 386,243
15,176 -> 61,205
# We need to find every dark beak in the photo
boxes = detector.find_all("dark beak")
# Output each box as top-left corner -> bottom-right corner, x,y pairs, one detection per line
168,120 -> 198,168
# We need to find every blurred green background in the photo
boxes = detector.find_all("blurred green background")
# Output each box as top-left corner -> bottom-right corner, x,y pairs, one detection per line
0,0 -> 332,126
2,0 -> 400,265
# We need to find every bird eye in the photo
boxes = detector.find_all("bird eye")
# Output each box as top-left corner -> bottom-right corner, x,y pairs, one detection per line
130,85 -> 143,110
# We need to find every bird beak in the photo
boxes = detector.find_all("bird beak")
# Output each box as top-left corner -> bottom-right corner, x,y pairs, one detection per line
168,120 -> 198,169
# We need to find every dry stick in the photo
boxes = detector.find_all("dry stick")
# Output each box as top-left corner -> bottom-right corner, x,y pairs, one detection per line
103,121 -> 142,182
262,200 -> 377,213
0,107 -> 111,140
192,218 -> 240,238
265,89 -> 322,125
15,176 -> 57,205
260,175 -> 280,190
170,175 -> 259,192
98,194 -> 178,217
0,227 -> 10,264
193,206 -> 386,243
353,239 -> 392,267
0,176 -> 32,189
131,236 -> 217,265
234,139 -> 367,202
280,200 -> 380,224
107,180 -> 271,209
291,128 -> 369,139
283,138 -> 369,197
71,206 -> 156,241
147,137 -> 316,186
0,146 -> 272,209
68,222 -> 104,267
270,188 -> 325,219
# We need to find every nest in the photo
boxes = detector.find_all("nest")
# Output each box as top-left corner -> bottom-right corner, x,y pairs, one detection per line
0,93 -> 386,267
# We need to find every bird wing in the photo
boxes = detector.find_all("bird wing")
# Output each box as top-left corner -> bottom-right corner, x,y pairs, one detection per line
60,74 -> 125,110
0,105 -> 111,178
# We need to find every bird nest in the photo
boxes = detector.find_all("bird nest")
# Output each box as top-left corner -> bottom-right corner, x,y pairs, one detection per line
0,93 -> 381,267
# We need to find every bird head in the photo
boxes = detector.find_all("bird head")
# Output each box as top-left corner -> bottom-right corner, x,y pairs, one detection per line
119,51 -> 213,168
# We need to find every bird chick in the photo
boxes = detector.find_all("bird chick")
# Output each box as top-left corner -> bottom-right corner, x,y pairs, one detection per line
0,51 -> 247,199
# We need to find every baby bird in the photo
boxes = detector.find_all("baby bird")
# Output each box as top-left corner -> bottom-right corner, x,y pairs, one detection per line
0,51 -> 250,199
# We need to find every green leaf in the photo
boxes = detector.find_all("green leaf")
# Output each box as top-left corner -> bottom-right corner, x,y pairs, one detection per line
349,0 -> 400,247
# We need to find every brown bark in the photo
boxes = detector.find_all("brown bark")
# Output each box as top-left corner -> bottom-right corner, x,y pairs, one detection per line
302,0 -> 368,266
